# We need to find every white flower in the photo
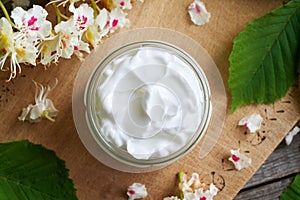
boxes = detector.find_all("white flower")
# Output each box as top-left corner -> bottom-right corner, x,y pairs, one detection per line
54,19 -> 90,60
73,39 -> 90,61
69,3 -> 94,34
285,126 -> 300,145
238,113 -> 263,133
0,18 -> 38,81
11,5 -> 52,44
183,183 -> 218,200
14,37 -> 38,65
179,172 -> 204,193
188,0 -> 211,26
127,183 -> 148,200
18,79 -> 58,123
196,183 -> 218,200
108,8 -> 130,33
0,18 -> 14,68
115,0 -> 132,10
164,183 -> 218,200
38,35 -> 61,65
229,149 -> 252,171
83,8 -> 110,48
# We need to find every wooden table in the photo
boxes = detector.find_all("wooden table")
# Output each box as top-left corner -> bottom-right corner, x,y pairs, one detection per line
235,133 -> 300,200
0,0 -> 299,199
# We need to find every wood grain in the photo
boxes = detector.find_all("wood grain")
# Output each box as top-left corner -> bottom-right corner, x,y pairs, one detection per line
244,133 -> 300,189
235,177 -> 294,200
0,1 -> 299,199
235,134 -> 300,199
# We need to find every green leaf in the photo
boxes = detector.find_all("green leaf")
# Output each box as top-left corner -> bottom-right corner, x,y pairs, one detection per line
0,140 -> 78,200
280,174 -> 300,200
228,0 -> 300,113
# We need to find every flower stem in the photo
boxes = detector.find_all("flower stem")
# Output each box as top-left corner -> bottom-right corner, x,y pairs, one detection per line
53,3 -> 69,24
42,111 -> 55,122
0,0 -> 14,26
53,3 -> 61,23
178,172 -> 185,200
90,0 -> 98,18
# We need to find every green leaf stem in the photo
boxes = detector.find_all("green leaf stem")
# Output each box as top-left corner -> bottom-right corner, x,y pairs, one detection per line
229,0 -> 300,113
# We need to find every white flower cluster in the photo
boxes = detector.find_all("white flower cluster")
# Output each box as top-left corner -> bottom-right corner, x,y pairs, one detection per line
0,0 -> 143,82
164,172 -> 219,200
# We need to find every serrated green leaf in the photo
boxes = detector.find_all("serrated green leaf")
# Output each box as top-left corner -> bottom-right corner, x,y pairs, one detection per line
228,0 -> 300,113
280,174 -> 300,200
0,140 -> 78,200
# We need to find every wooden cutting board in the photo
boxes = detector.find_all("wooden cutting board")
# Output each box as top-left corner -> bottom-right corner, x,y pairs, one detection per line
0,0 -> 299,199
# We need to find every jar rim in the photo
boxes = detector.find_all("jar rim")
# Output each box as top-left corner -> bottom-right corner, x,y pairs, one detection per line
85,40 -> 211,168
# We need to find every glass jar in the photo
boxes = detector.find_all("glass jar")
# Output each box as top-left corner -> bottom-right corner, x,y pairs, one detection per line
84,41 -> 211,170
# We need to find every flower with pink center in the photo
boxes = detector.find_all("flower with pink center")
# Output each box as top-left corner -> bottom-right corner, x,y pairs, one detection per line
69,3 -> 94,34
188,0 -> 211,26
229,149 -> 252,171
127,183 -> 147,200
11,5 -> 52,44
238,113 -> 263,133
108,8 -> 130,33
0,18 -> 39,81
115,0 -> 132,9
83,8 -> 110,48
231,154 -> 240,162
54,19 -> 90,61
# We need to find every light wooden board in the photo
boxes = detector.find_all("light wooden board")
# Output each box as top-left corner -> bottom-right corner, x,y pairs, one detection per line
0,0 -> 299,199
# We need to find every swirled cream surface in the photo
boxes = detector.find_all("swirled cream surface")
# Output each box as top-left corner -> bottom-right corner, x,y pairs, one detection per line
94,46 -> 205,159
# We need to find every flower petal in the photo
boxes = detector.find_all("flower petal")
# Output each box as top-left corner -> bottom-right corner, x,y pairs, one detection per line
127,183 -> 148,200
285,126 -> 300,145
188,0 -> 211,26
238,113 -> 263,133
229,149 -> 252,170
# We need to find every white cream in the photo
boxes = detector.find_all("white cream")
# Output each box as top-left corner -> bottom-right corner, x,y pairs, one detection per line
94,46 -> 205,159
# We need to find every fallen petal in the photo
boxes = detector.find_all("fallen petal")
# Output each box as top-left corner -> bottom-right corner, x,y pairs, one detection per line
188,0 -> 211,26
229,149 -> 252,170
285,126 -> 300,145
238,113 -> 263,133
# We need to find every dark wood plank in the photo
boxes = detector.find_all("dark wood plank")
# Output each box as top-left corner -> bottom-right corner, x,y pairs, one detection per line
244,132 -> 300,189
235,131 -> 300,199
234,176 -> 295,200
